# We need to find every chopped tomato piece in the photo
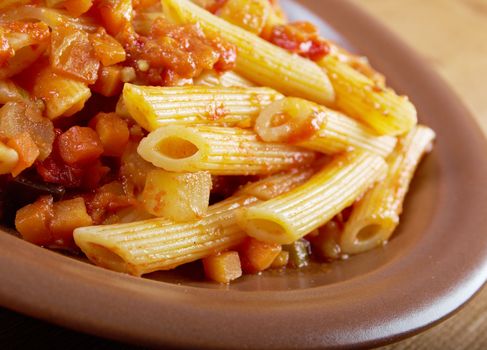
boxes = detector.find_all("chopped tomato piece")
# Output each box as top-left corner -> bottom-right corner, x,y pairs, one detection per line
50,24 -> 100,84
268,21 -> 330,61
57,126 -> 103,165
15,196 -> 54,246
239,237 -> 282,273
89,28 -> 126,66
90,112 -> 129,157
203,251 -> 242,283
7,132 -> 40,176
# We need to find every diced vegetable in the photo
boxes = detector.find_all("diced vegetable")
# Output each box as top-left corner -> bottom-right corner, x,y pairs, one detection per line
283,239 -> 311,268
141,169 -> 211,221
15,196 -> 54,246
7,132 -> 40,176
89,28 -> 126,66
238,237 -> 281,273
58,126 -> 104,165
203,251 -> 242,283
0,141 -> 18,174
49,197 -> 93,243
92,65 -> 124,97
217,0 -> 270,35
0,102 -> 55,160
50,24 -> 100,84
310,220 -> 342,260
90,112 -> 129,157
63,0 -> 94,17
97,0 -> 133,35
120,141 -> 156,192
31,65 -> 91,119
270,250 -> 289,269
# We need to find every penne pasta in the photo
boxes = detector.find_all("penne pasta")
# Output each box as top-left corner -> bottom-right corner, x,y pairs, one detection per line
237,151 -> 388,244
74,195 -> 259,276
123,84 -> 282,130
194,70 -> 255,88
340,125 -> 435,254
161,0 -> 335,105
256,97 -> 397,157
236,167 -> 315,200
318,55 -> 417,136
137,125 -> 316,175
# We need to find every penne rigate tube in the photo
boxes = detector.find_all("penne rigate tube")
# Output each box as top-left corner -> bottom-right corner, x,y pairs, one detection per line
123,84 -> 283,130
137,125 -> 316,175
161,0 -> 335,105
256,97 -> 397,157
340,125 -> 435,254
236,167 -> 316,201
74,195 -> 259,276
194,70 -> 256,88
237,151 -> 388,245
318,55 -> 417,136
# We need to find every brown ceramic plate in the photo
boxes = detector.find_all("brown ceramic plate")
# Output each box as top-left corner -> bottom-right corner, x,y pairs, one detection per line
1,0 -> 487,348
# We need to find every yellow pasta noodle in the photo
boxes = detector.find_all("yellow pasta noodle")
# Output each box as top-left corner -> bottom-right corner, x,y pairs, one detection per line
123,83 -> 282,130
137,125 -> 316,175
161,0 -> 335,105
73,195 -> 259,276
236,167 -> 315,200
318,55 -> 417,136
256,97 -> 397,157
340,125 -> 435,254
237,151 -> 388,244
194,70 -> 255,88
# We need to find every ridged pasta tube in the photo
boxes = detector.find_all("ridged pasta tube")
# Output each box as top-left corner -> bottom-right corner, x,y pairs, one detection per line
123,84 -> 283,130
319,55 -> 417,136
256,97 -> 397,157
137,125 -> 316,175
161,0 -> 335,105
74,195 -> 259,276
194,70 -> 256,88
237,151 -> 388,244
236,167 -> 315,200
340,125 -> 435,254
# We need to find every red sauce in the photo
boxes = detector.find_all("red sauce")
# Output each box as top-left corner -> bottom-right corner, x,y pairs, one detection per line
118,18 -> 237,86
268,21 -> 330,61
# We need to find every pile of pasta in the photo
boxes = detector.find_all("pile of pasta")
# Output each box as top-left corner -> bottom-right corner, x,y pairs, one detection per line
0,0 -> 435,283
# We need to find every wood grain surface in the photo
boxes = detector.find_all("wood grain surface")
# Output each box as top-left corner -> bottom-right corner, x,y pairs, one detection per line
1,1 -> 486,349
349,0 -> 487,348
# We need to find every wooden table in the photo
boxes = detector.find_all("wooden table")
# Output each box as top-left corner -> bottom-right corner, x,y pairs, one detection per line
349,0 -> 487,348
1,0 -> 487,348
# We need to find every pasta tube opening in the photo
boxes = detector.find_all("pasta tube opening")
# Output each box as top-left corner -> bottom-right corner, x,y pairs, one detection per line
82,243 -> 132,274
340,218 -> 396,255
156,136 -> 200,159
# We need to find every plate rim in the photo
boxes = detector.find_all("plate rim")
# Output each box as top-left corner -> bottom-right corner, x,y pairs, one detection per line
1,0 -> 487,348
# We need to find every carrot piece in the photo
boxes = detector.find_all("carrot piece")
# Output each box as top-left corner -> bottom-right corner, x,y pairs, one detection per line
49,197 -> 93,244
7,132 -> 40,176
63,0 -> 93,17
58,126 -> 103,165
239,237 -> 282,274
89,28 -> 126,66
203,251 -> 242,283
15,196 -> 54,246
90,112 -> 129,157
92,65 -> 124,96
